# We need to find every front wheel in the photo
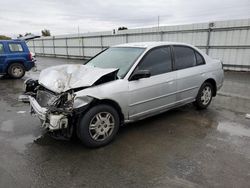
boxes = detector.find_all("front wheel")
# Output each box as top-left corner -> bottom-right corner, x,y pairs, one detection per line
8,63 -> 25,79
194,82 -> 213,110
77,104 -> 120,148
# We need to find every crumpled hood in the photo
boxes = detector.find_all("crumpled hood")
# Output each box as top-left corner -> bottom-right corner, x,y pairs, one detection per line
39,64 -> 118,93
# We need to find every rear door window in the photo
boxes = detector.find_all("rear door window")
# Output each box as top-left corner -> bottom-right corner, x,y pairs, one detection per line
8,43 -> 24,52
0,43 -> 4,54
173,46 -> 196,70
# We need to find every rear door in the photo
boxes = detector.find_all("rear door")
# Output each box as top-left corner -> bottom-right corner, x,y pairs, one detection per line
0,42 -> 6,73
128,46 -> 177,120
172,45 -> 206,104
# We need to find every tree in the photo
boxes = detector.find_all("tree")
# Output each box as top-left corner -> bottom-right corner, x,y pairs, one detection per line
118,27 -> 128,31
41,29 -> 51,36
0,35 -> 11,40
25,32 -> 32,36
17,33 -> 35,39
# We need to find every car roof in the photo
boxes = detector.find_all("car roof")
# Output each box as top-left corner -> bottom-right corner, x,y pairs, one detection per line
0,39 -> 24,43
114,41 -> 193,49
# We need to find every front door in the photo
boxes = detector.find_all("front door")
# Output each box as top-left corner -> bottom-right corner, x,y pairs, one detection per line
128,46 -> 177,120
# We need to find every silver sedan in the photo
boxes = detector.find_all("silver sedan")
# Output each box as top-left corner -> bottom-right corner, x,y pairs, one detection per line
21,42 -> 224,147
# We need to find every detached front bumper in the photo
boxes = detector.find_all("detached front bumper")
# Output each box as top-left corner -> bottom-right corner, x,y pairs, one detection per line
28,96 -> 69,131
29,96 -> 47,120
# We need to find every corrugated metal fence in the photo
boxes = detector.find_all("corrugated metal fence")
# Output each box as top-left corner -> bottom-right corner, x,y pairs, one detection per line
27,18 -> 250,71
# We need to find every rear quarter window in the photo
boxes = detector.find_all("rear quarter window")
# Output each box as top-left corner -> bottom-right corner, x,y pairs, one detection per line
195,51 -> 205,65
8,43 -> 24,52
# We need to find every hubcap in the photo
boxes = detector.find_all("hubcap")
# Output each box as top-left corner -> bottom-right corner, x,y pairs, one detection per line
201,86 -> 212,105
12,66 -> 23,77
89,112 -> 115,141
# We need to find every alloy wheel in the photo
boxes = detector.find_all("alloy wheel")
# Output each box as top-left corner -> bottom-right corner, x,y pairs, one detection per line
201,86 -> 212,105
88,112 -> 115,141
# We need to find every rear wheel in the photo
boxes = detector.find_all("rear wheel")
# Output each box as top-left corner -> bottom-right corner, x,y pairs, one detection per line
8,63 -> 25,79
194,82 -> 213,110
77,104 -> 120,148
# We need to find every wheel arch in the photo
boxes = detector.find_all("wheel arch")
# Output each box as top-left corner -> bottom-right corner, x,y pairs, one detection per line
89,98 -> 125,125
203,78 -> 217,96
4,60 -> 25,73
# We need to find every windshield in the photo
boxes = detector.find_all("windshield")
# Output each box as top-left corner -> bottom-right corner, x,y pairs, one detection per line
86,47 -> 145,78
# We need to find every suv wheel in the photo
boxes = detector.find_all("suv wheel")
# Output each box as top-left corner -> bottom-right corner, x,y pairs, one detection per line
8,63 -> 25,79
77,104 -> 120,148
194,82 -> 213,110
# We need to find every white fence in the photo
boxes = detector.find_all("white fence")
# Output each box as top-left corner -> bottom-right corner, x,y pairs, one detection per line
27,18 -> 250,71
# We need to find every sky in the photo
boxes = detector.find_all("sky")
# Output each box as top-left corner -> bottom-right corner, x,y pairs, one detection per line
0,0 -> 250,37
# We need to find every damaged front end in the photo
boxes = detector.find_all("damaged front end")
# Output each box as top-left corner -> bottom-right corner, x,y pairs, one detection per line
31,87 -> 74,130
19,64 -> 118,139
19,79 -> 82,138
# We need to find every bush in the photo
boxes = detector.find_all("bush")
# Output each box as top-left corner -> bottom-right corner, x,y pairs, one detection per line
0,35 -> 11,40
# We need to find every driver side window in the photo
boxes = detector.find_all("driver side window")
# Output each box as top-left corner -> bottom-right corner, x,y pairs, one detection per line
137,46 -> 172,76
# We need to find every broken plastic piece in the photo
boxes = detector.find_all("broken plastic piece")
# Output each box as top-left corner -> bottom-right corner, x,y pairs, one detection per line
18,94 -> 30,103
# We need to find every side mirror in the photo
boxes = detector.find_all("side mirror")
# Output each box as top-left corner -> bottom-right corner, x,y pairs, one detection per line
130,70 -> 151,81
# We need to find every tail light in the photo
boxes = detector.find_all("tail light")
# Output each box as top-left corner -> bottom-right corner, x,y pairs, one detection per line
28,52 -> 32,61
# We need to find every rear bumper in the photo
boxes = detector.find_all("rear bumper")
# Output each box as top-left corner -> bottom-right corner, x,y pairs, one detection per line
217,69 -> 224,91
24,61 -> 36,71
217,83 -> 223,91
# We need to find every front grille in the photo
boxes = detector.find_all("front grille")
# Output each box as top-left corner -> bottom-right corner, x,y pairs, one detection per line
36,90 -> 57,107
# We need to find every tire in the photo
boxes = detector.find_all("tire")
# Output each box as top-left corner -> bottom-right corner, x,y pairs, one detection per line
77,104 -> 120,148
7,63 -> 25,79
194,82 -> 213,110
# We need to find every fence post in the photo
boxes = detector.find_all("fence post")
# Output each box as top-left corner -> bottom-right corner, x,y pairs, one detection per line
81,37 -> 84,59
125,34 -> 128,43
42,39 -> 45,55
206,22 -> 214,55
52,36 -> 56,57
160,31 -> 163,41
65,38 -> 69,58
100,35 -> 103,50
33,40 -> 36,54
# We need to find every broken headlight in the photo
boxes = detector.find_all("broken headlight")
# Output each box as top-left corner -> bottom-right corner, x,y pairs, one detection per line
24,78 -> 39,93
73,96 -> 93,109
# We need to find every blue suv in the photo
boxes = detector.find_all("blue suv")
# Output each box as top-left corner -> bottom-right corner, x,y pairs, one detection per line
0,40 -> 35,79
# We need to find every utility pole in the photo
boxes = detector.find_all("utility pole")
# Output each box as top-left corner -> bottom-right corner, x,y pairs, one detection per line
158,16 -> 160,41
